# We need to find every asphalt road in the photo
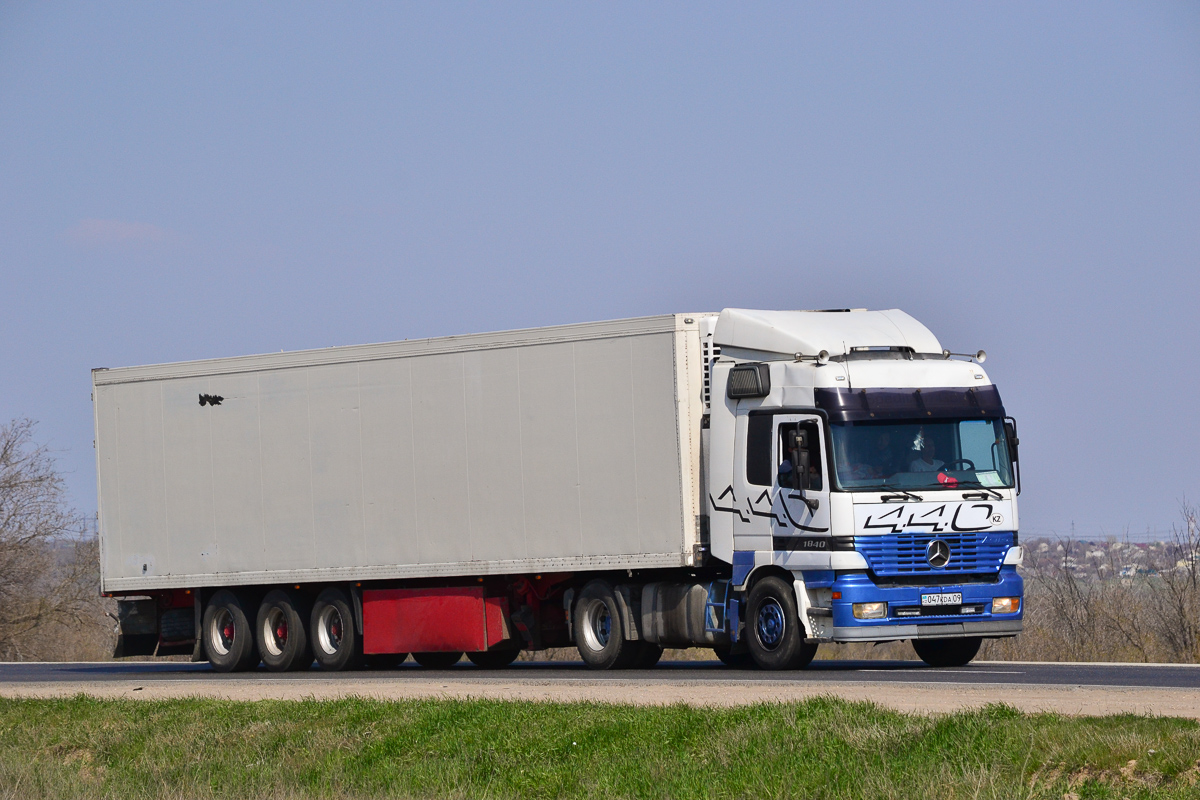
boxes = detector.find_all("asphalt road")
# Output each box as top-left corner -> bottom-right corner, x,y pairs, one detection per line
2,659 -> 1197,690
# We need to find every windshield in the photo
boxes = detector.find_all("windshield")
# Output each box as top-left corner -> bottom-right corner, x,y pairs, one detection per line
829,418 -> 1014,491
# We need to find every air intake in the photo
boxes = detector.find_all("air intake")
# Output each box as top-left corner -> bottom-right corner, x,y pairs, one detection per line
701,337 -> 722,410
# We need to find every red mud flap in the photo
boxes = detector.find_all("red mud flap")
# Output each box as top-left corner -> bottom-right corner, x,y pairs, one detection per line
362,587 -> 511,654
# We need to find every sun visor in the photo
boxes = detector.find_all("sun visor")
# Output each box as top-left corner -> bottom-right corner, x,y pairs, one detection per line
815,386 -> 1005,422
713,308 -> 942,356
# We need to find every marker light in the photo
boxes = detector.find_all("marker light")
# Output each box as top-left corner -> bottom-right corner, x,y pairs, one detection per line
853,602 -> 887,619
991,597 -> 1020,614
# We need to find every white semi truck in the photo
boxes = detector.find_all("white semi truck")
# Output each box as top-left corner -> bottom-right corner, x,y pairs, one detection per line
95,309 -> 1023,672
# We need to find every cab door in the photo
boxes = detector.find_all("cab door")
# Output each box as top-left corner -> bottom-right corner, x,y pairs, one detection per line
767,414 -> 831,543
731,412 -> 830,554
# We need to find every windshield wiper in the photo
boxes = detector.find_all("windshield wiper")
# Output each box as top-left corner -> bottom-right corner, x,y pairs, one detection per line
861,483 -> 924,502
954,481 -> 1003,500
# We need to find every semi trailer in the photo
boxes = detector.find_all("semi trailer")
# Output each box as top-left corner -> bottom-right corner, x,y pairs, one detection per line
95,308 -> 1023,672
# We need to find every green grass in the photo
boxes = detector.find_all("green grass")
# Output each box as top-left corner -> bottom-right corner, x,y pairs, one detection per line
1,697 -> 1199,799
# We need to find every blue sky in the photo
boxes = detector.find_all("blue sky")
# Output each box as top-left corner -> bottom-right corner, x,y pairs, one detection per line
1,3 -> 1197,540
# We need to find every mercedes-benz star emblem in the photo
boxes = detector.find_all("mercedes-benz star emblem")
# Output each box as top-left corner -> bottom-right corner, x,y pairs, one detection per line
926,539 -> 951,568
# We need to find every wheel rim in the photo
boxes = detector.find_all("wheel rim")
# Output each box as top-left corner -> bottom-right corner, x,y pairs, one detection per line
262,607 -> 288,657
317,606 -> 344,656
756,598 -> 786,651
209,608 -> 235,656
581,601 -> 612,651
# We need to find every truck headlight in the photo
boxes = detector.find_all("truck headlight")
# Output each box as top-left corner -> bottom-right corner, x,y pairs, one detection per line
852,602 -> 887,619
991,597 -> 1020,614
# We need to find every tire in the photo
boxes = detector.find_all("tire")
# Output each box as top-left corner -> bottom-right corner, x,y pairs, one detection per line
745,575 -> 818,670
310,588 -> 362,672
412,651 -> 463,669
467,649 -> 521,669
256,589 -> 314,672
631,642 -> 663,670
202,589 -> 259,672
713,646 -> 756,669
363,653 -> 408,670
573,579 -> 641,670
912,636 -> 982,667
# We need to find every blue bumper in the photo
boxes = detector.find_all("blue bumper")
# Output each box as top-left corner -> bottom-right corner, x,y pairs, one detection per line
824,566 -> 1023,642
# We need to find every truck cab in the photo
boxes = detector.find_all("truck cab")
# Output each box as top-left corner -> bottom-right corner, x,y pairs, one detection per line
704,308 -> 1023,668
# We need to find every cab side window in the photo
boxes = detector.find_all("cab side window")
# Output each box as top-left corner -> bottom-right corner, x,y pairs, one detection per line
778,422 -> 823,491
746,415 -> 773,487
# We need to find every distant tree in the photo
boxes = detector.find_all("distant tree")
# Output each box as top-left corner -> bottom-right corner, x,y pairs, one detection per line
1145,502 -> 1200,662
0,418 -> 97,660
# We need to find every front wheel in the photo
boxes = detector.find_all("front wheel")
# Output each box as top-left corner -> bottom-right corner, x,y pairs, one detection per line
745,576 -> 817,671
912,637 -> 982,667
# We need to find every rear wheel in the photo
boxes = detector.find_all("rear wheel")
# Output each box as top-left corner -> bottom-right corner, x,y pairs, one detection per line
467,649 -> 521,669
412,651 -> 463,669
913,636 -> 982,667
256,589 -> 313,672
746,576 -> 818,670
203,590 -> 259,672
310,588 -> 362,672
574,580 -> 641,670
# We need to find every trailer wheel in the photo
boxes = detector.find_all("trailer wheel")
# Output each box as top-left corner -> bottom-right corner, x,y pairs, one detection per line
255,589 -> 313,672
310,588 -> 362,671
912,636 -> 982,667
745,576 -> 817,670
412,652 -> 463,669
202,590 -> 259,672
466,649 -> 520,669
574,580 -> 640,670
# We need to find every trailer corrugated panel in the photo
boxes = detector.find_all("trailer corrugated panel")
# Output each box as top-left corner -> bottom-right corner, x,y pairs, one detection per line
94,314 -> 710,592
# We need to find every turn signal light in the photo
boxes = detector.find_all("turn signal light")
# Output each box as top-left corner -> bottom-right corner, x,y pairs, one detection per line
852,602 -> 887,619
991,597 -> 1020,614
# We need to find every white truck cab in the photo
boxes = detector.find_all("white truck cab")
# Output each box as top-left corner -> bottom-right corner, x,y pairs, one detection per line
703,308 -> 1022,668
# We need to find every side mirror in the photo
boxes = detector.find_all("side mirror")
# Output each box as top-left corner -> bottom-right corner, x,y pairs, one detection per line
1004,418 -> 1019,460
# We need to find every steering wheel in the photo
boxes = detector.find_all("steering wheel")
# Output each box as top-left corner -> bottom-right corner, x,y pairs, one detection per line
943,458 -> 975,471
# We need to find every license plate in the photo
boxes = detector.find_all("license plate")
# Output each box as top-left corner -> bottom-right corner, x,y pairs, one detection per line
921,592 -> 962,607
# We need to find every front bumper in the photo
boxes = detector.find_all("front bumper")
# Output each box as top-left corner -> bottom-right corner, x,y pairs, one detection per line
831,619 -> 1022,642
824,566 -> 1024,643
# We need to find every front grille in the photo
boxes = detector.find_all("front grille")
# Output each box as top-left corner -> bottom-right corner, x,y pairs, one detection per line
855,532 -> 1012,577
893,604 -> 986,617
